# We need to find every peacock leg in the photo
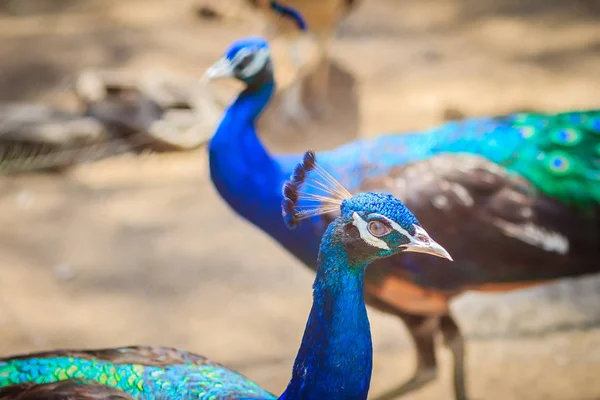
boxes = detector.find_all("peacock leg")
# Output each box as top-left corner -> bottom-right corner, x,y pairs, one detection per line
440,314 -> 469,400
373,313 -> 439,400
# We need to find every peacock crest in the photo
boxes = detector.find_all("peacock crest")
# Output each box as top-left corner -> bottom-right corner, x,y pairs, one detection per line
282,150 -> 352,228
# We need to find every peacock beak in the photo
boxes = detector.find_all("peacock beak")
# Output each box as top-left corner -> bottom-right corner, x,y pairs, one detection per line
402,238 -> 453,261
203,57 -> 234,81
401,226 -> 453,261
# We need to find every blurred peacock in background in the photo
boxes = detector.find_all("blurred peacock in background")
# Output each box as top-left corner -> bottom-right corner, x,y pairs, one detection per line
0,69 -> 219,174
204,2 -> 600,399
244,0 -> 359,124
0,103 -> 133,174
0,151 -> 451,399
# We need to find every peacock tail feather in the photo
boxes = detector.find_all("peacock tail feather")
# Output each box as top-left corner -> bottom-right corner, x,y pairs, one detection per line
317,110 -> 600,211
501,111 -> 600,209
0,347 -> 275,400
430,110 -> 600,209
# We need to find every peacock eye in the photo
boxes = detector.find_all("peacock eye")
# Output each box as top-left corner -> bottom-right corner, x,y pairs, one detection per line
235,54 -> 253,71
367,220 -> 391,237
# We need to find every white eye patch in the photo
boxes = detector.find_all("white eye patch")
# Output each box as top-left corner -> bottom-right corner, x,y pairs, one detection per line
232,47 -> 270,78
352,212 -> 390,250
351,212 -> 429,251
388,217 -> 434,249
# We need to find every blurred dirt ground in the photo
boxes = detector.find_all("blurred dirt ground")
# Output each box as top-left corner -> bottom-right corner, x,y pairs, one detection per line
1,0 -> 600,399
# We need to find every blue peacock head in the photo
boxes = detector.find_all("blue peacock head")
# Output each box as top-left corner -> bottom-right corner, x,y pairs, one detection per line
282,151 -> 453,262
204,36 -> 272,85
203,1 -> 307,85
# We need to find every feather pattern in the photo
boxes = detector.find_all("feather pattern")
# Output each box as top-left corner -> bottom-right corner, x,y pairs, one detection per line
0,347 -> 274,400
328,111 -> 600,209
0,380 -> 135,400
348,153 -> 599,292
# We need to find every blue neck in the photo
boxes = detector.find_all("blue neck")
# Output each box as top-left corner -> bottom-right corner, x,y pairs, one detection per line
208,81 -> 321,262
209,82 -> 279,200
279,221 -> 372,400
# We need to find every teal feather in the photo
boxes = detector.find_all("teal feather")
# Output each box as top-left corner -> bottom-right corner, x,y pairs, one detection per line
0,355 -> 273,399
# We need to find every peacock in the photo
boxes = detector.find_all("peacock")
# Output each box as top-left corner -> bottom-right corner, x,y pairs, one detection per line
245,0 -> 360,124
204,3 -> 600,399
0,151 -> 451,399
0,103 -> 132,174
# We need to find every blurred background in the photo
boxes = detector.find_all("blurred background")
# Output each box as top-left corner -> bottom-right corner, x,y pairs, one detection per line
0,0 -> 599,399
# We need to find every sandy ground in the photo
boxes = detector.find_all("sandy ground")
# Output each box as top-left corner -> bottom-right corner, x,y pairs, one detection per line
1,0 -> 600,399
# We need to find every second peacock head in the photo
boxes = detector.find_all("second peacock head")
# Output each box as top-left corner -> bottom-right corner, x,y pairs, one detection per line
204,36 -> 273,85
203,1 -> 307,85
282,151 -> 453,264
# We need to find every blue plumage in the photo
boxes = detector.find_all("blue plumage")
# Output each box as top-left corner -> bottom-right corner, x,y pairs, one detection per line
280,218 -> 373,400
225,37 -> 269,61
276,153 -> 450,399
205,25 -> 600,400
342,192 -> 420,233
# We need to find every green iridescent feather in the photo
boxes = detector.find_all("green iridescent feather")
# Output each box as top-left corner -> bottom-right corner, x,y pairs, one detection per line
312,110 -> 600,214
0,347 -> 275,400
504,110 -> 600,209
384,110 -> 600,211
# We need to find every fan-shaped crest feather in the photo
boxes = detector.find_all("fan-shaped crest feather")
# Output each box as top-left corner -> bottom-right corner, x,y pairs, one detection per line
282,150 -> 351,229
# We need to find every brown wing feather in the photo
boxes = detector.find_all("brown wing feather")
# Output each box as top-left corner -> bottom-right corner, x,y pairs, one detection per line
0,380 -> 133,400
353,154 -> 599,295
1,346 -> 219,369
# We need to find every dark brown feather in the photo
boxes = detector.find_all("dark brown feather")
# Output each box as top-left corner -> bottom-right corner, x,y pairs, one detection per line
356,154 -> 600,297
319,153 -> 600,399
0,381 -> 133,400
319,154 -> 600,317
1,346 -> 220,369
